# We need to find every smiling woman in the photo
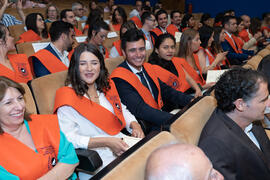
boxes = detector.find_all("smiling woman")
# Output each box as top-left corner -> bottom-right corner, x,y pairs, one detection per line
0,76 -> 79,180
53,43 -> 144,179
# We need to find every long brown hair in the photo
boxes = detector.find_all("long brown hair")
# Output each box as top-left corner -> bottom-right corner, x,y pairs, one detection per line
178,28 -> 198,59
0,76 -> 31,134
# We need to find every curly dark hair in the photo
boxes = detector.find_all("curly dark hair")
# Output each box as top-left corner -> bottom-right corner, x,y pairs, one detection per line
215,67 -> 268,113
66,43 -> 110,97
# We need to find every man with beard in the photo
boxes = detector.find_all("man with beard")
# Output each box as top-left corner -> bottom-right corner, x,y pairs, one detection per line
29,21 -> 75,77
199,68 -> 270,180
151,9 -> 168,40
61,9 -> 82,36
167,10 -> 182,36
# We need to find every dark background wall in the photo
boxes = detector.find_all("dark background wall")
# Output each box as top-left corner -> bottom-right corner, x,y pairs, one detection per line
186,0 -> 269,18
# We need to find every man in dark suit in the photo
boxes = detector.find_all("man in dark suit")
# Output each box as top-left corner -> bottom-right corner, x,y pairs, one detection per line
221,16 -> 254,65
199,68 -> 270,180
111,29 -> 192,132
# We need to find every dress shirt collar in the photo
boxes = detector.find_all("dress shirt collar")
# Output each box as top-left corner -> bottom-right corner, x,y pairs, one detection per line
126,61 -> 143,73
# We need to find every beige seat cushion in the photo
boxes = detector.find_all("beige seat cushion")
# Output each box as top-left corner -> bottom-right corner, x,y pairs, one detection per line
102,131 -> 179,180
20,83 -> 37,114
30,71 -> 67,114
258,49 -> 270,58
246,55 -> 263,70
170,96 -> 217,145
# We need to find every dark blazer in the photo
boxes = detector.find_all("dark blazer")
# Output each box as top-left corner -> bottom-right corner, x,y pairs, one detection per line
221,40 -> 254,65
112,61 -> 192,130
32,44 -> 62,78
199,108 -> 270,180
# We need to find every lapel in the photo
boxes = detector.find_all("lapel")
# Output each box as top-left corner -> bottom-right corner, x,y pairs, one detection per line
221,114 -> 270,170
225,33 -> 240,53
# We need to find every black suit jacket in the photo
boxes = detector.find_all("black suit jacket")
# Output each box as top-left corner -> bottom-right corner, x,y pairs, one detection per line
111,61 -> 192,130
199,108 -> 270,180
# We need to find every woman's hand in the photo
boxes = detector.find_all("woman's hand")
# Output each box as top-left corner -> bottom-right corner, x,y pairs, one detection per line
194,89 -> 203,98
202,82 -> 215,89
107,137 -> 129,156
216,51 -> 228,64
130,121 -> 145,138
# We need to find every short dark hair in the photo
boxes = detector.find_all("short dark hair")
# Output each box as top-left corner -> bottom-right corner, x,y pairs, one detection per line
121,28 -> 145,52
112,6 -> 127,25
198,25 -> 213,48
215,67 -> 268,112
60,9 -> 72,20
155,9 -> 167,21
181,13 -> 193,29
200,13 -> 211,24
222,15 -> 236,27
86,8 -> 103,27
49,21 -> 73,42
25,13 -> 48,38
170,10 -> 181,20
120,20 -> 137,39
141,11 -> 154,25
87,20 -> 110,40
66,43 -> 110,97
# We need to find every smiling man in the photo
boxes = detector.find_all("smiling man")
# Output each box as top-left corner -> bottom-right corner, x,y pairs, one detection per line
151,9 -> 168,39
199,68 -> 270,180
110,29 -> 192,133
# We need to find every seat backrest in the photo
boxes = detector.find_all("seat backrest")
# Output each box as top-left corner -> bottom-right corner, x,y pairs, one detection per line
8,24 -> 26,42
266,44 -> 270,51
258,48 -> 270,58
30,71 -> 67,114
246,55 -> 263,70
105,56 -> 125,74
20,83 -> 37,114
101,131 -> 179,180
104,32 -> 120,50
170,96 -> 217,145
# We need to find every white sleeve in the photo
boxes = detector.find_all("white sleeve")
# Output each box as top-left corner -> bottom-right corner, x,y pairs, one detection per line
121,102 -> 138,133
109,46 -> 120,58
57,106 -> 90,149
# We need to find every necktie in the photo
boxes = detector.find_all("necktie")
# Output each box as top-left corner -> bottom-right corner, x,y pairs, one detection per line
137,71 -> 149,90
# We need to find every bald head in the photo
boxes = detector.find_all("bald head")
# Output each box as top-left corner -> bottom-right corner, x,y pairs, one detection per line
145,144 -> 224,180
241,15 -> 251,29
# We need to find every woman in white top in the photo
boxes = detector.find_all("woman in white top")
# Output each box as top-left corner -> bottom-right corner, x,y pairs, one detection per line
54,43 -> 144,178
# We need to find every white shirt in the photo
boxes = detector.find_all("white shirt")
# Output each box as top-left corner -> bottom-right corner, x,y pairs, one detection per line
129,9 -> 140,18
244,123 -> 261,150
50,43 -> 70,67
57,89 -> 137,177
126,61 -> 154,98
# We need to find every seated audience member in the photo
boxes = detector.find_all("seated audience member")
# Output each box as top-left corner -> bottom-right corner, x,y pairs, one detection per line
151,9 -> 168,39
61,9 -> 82,36
152,4 -> 161,15
148,33 -> 202,97
178,29 -> 213,89
0,0 -> 25,27
111,29 -> 192,132
200,13 -> 213,28
54,43 -> 144,179
110,20 -> 137,58
87,20 -> 110,59
224,9 -> 235,16
30,21 -> 75,77
17,13 -> 49,44
221,16 -> 254,65
89,0 -> 98,11
214,12 -> 224,27
155,1 -> 162,9
141,11 -> 156,49
197,26 -> 228,74
44,4 -> 59,23
210,27 -> 231,68
0,24 -> 32,83
11,0 -> 46,9
83,8 -> 103,35
166,10 -> 182,36
145,144 -> 224,180
0,76 -> 79,179
110,6 -> 127,32
257,55 -> 270,127
104,0 -> 114,13
72,1 -> 87,21
250,17 -> 269,50
130,5 -> 150,29
129,0 -> 142,18
181,13 -> 196,31
261,16 -> 270,39
199,67 -> 270,180
144,0 -> 151,8
238,15 -> 262,51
